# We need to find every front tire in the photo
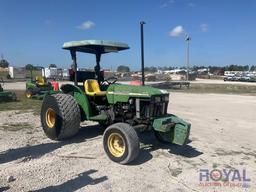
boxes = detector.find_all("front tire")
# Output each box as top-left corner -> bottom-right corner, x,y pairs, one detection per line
41,94 -> 80,140
103,123 -> 139,164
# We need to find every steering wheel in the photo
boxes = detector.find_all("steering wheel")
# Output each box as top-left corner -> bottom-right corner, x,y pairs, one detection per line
102,77 -> 118,85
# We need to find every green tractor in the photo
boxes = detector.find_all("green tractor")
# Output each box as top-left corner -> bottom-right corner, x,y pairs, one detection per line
25,68 -> 57,99
0,78 -> 17,102
40,40 -> 191,164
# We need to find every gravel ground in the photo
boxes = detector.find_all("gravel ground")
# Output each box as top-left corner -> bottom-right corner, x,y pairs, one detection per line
0,93 -> 255,192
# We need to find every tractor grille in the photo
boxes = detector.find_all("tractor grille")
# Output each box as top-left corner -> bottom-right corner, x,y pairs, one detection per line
151,95 -> 168,117
138,95 -> 169,119
151,101 -> 168,117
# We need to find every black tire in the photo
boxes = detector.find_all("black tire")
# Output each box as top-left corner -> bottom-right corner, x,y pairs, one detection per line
41,94 -> 81,140
103,123 -> 139,164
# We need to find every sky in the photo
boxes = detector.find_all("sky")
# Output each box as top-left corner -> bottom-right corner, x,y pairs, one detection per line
1,0 -> 256,70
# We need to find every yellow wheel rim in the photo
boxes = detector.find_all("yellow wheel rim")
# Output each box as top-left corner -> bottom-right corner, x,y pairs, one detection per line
45,108 -> 56,128
107,133 -> 125,157
26,92 -> 32,98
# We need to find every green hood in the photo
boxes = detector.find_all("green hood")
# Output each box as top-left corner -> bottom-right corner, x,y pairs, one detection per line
106,84 -> 169,104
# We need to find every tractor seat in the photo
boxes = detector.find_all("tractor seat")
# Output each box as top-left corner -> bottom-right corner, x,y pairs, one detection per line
36,76 -> 46,86
84,79 -> 106,96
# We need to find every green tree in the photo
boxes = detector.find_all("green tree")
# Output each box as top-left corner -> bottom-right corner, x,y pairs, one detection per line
25,64 -> 34,70
0,59 -> 9,68
117,65 -> 130,72
250,65 -> 256,71
49,64 -> 57,68
144,66 -> 157,73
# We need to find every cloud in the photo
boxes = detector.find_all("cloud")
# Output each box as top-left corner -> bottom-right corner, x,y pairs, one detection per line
77,21 -> 95,30
169,25 -> 185,37
44,19 -> 52,25
160,3 -> 168,8
187,2 -> 196,7
160,0 -> 175,8
200,24 -> 208,32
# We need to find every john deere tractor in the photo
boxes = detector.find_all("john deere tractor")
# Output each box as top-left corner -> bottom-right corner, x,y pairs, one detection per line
0,78 -> 17,102
25,70 -> 55,99
40,40 -> 191,164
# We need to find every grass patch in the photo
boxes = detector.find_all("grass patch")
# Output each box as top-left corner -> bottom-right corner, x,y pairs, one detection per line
1,122 -> 33,131
0,90 -> 42,114
170,83 -> 256,95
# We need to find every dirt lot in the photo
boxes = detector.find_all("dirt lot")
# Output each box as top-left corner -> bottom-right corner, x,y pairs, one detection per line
0,92 -> 255,192
191,78 -> 256,86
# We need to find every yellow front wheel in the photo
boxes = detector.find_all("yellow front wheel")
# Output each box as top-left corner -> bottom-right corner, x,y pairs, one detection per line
107,133 -> 126,157
103,123 -> 139,164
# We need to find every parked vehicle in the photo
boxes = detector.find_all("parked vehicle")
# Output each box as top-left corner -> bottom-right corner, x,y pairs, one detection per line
26,69 -> 59,99
0,78 -> 16,102
40,40 -> 191,164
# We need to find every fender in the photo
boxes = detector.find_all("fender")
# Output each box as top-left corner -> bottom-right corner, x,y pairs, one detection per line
61,84 -> 92,120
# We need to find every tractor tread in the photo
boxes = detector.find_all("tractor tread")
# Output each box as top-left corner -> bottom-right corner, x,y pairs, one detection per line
41,94 -> 80,140
53,94 -> 80,139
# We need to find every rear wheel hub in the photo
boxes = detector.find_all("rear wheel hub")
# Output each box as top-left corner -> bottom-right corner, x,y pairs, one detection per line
45,108 -> 56,128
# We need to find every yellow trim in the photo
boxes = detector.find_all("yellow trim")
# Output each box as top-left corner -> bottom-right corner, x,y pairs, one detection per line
107,132 -> 125,157
45,108 -> 56,128
84,79 -> 106,96
36,76 -> 46,86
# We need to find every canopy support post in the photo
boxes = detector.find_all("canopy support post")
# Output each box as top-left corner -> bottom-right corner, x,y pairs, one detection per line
95,53 -> 102,84
70,50 -> 78,86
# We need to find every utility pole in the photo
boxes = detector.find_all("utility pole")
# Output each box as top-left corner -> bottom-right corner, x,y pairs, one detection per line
140,21 -> 146,86
185,34 -> 191,81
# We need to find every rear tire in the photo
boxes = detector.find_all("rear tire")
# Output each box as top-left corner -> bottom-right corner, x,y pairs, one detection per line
103,123 -> 139,164
41,94 -> 80,140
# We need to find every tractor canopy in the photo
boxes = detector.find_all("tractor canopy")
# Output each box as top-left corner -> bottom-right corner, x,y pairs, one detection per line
62,40 -> 129,54
62,40 -> 129,85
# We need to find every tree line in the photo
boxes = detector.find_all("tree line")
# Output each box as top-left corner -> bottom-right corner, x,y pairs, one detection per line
24,64 -> 57,70
115,64 -> 256,73
2,62 -> 255,72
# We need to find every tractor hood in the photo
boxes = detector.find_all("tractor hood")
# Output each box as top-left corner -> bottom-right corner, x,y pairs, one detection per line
106,84 -> 169,104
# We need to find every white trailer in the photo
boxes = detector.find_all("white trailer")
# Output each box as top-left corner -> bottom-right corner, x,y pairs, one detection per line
43,68 -> 58,79
8,66 -> 26,79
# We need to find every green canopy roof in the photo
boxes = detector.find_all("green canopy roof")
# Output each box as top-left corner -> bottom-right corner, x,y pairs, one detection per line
62,40 -> 129,54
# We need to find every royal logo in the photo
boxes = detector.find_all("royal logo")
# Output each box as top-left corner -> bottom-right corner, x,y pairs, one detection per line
199,169 -> 251,188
